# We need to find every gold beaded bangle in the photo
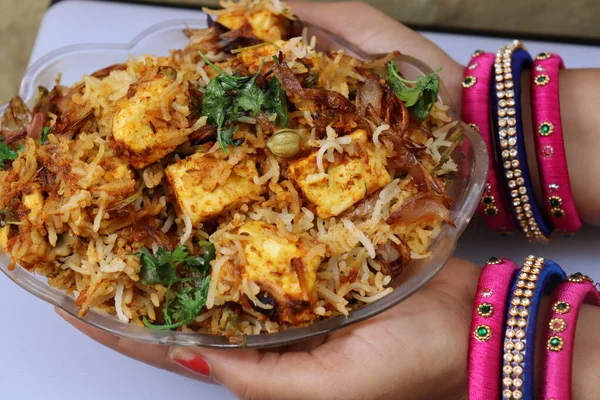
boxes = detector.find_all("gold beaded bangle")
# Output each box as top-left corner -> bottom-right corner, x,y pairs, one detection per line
501,255 -> 567,399
493,41 -> 550,243
501,255 -> 544,399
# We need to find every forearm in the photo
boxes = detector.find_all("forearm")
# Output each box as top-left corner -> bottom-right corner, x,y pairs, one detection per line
521,68 -> 600,226
572,303 -> 600,399
446,61 -> 600,226
556,69 -> 600,225
532,297 -> 600,399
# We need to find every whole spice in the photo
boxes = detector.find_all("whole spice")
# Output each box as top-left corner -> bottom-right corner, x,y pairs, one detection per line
267,129 -> 301,158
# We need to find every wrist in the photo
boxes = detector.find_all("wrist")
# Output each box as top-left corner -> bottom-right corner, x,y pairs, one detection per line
572,303 -> 600,400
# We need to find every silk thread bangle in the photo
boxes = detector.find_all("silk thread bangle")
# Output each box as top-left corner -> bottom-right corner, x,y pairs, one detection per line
531,52 -> 582,234
462,51 -> 516,233
491,42 -> 552,243
468,256 -> 520,400
540,273 -> 600,400
501,256 -> 566,400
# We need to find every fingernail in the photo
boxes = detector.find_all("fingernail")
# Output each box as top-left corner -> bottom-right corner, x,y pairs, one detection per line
170,349 -> 212,378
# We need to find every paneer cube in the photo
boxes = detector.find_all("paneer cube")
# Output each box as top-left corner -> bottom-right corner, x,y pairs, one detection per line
233,39 -> 318,76
112,77 -> 190,169
217,9 -> 288,42
288,129 -> 391,218
22,189 -> 44,225
238,42 -> 281,74
236,221 -> 323,323
3,225 -> 51,265
0,189 -> 50,263
0,226 -> 9,253
166,152 -> 265,225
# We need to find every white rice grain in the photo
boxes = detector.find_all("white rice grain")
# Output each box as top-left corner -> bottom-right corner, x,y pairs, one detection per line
352,287 -> 394,303
179,213 -> 193,244
114,283 -> 129,323
342,219 -> 376,259
372,124 -> 390,147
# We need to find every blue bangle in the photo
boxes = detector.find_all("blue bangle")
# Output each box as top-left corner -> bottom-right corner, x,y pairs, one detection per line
491,42 -> 552,243
501,256 -> 566,400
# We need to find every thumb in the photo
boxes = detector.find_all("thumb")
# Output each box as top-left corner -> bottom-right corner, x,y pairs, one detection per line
169,347 -> 331,400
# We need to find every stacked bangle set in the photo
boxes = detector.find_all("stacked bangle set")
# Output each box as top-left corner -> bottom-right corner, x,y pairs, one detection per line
462,41 -> 582,242
464,42 -> 597,398
468,256 -> 599,400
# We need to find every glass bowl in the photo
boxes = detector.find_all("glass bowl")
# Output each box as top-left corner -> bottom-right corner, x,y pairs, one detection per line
1,19 -> 487,348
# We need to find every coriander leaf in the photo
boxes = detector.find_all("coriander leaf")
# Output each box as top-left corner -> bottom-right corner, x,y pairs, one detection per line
136,243 -> 214,330
228,58 -> 266,121
264,77 -> 289,128
172,277 -> 210,323
0,137 -> 19,170
408,100 -> 431,121
234,80 -> 266,118
412,71 -> 440,120
170,245 -> 189,264
39,127 -> 51,144
184,255 -> 207,272
387,61 -> 443,120
387,62 -> 421,107
202,78 -> 229,128
201,77 -> 234,151
198,51 -> 247,87
199,240 -> 216,263
303,72 -> 319,88
138,247 -> 162,285
219,125 -> 242,150
199,51 -> 287,150
137,247 -> 180,285
143,276 -> 210,330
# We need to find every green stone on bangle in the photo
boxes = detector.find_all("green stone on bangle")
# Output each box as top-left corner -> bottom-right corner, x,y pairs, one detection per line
474,324 -> 492,341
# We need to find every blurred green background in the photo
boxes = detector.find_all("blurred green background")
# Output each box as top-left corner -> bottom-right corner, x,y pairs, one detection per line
1,0 -> 598,104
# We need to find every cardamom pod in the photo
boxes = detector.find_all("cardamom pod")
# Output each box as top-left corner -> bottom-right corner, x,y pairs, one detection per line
267,130 -> 301,158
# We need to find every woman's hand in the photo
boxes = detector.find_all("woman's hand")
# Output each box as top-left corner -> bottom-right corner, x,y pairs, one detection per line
52,4 -> 481,399
57,257 -> 479,400
291,1 -> 464,108
39,2 -> 600,399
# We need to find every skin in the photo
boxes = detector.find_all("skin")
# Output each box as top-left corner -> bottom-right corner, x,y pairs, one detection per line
55,2 -> 600,399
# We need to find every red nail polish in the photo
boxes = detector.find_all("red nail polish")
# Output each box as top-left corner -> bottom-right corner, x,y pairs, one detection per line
172,351 -> 211,377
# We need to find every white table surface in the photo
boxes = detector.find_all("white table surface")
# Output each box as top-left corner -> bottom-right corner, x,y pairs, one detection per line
2,1 -> 599,399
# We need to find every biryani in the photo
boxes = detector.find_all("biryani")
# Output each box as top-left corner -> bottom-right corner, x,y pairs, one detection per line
0,0 -> 461,341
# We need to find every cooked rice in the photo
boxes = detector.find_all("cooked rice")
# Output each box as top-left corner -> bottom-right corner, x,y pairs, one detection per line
0,0 -> 459,340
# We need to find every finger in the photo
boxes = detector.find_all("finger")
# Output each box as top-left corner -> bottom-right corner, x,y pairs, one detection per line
169,345 -> 334,400
290,2 -> 464,104
54,308 -> 209,382
427,257 -> 480,301
291,2 -> 439,57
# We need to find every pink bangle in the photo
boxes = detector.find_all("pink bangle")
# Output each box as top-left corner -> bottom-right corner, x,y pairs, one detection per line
540,273 -> 600,400
462,51 -> 516,233
468,256 -> 520,399
531,52 -> 582,233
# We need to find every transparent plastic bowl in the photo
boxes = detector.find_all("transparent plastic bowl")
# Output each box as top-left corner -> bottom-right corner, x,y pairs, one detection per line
0,19 -> 487,348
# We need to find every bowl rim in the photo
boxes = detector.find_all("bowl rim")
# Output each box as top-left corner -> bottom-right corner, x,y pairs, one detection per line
2,18 -> 488,349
